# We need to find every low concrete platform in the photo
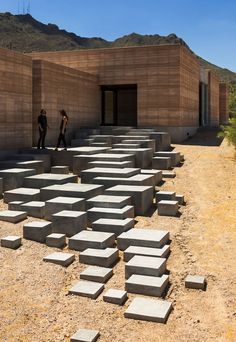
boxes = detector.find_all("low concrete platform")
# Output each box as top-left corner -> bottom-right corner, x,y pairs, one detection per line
162,171 -> 176,178
68,231 -> 115,251
125,274 -> 169,297
24,173 -> 78,189
158,200 -> 179,216
92,218 -> 134,237
86,195 -> 131,209
87,206 -> 134,225
176,194 -> 185,205
45,196 -> 85,220
8,201 -> 24,211
20,201 -> 45,218
51,166 -> 69,174
80,167 -> 140,183
79,248 -> 119,267
0,168 -> 36,191
4,187 -> 40,204
152,157 -> 171,170
23,221 -> 52,242
16,160 -> 44,174
123,245 -> 170,262
0,210 -> 27,223
103,289 -> 128,305
46,233 -> 66,248
140,169 -> 162,185
117,228 -> 169,250
70,328 -> 100,342
185,275 -> 206,290
1,235 -> 22,249
52,210 -> 87,237
80,266 -> 113,283
125,255 -> 166,279
124,297 -> 172,323
155,151 -> 181,167
108,148 -> 153,168
156,191 -> 176,202
69,280 -> 104,299
92,174 -> 155,188
43,252 -> 75,267
88,160 -> 133,169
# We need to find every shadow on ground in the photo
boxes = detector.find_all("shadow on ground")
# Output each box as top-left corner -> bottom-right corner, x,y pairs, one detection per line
181,128 -> 223,147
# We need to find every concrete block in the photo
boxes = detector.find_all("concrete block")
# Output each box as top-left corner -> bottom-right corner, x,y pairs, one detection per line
70,329 -> 100,342
52,210 -> 87,237
87,206 -> 134,225
79,248 -> 119,267
20,201 -> 45,218
8,201 -> 24,211
51,166 -> 69,174
141,169 -> 162,185
4,187 -> 40,204
15,152 -> 51,172
43,252 -> 75,267
46,233 -> 66,248
124,297 -> 172,323
162,171 -> 176,178
45,196 -> 85,220
185,275 -> 206,290
156,191 -> 176,202
69,231 -> 115,251
92,218 -> 134,237
175,194 -> 185,205
40,183 -> 104,201
109,148 -> 153,168
16,160 -> 44,174
152,157 -> 171,170
69,280 -> 104,299
122,139 -> 155,151
0,210 -> 27,223
105,185 -> 154,216
117,228 -> 169,250
86,195 -> 131,209
88,160 -> 133,169
155,151 -> 181,167
103,289 -> 128,305
1,235 -> 22,249
123,245 -> 170,262
125,274 -> 169,297
0,168 -> 36,191
80,167 -> 140,183
113,143 -> 141,149
158,200 -> 179,216
125,255 -> 166,279
24,173 -> 78,189
80,266 -> 113,283
23,221 -> 52,242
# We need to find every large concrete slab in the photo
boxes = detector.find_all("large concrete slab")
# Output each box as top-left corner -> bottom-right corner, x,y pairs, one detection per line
68,231 -> 115,251
45,196 -> 85,220
80,167 -> 140,183
87,206 -> 134,225
24,173 -> 78,189
80,266 -> 113,283
4,187 -> 40,204
0,168 -> 36,191
40,183 -> 104,201
125,255 -> 166,279
122,139 -> 155,151
105,185 -> 154,216
52,210 -> 87,237
117,228 -> 169,251
79,248 -> 119,267
69,280 -> 104,299
20,201 -> 45,218
86,195 -> 131,209
23,221 -> 52,242
123,245 -> 170,262
124,297 -> 172,323
92,218 -> 134,237
43,252 -> 75,267
125,274 -> 169,297
0,210 -> 27,223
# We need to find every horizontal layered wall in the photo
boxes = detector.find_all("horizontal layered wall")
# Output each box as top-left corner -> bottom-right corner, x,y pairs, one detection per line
33,60 -> 100,146
208,71 -> 220,126
219,83 -> 229,124
0,48 -> 32,149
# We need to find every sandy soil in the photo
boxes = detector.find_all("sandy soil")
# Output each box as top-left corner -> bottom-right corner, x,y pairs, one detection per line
0,131 -> 235,342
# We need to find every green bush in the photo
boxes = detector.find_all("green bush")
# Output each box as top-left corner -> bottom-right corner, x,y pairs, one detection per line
218,115 -> 236,148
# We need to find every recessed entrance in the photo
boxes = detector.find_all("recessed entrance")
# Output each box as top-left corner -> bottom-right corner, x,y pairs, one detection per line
101,85 -> 137,126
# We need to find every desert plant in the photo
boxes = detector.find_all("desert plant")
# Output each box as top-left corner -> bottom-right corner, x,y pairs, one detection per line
218,114 -> 236,148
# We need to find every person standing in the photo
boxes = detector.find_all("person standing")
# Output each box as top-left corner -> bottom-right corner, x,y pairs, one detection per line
55,110 -> 68,151
37,109 -> 48,149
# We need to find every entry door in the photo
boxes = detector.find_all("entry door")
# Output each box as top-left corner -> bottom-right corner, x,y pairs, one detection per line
101,90 -> 116,125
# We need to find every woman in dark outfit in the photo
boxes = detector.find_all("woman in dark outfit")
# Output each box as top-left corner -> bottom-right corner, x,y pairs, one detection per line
55,110 -> 68,151
37,109 -> 48,149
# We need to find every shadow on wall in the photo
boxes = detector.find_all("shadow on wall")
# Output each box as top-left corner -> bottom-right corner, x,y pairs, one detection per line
182,128 -> 223,147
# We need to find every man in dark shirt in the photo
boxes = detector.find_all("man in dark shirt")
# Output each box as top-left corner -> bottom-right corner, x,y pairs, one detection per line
37,109 -> 48,149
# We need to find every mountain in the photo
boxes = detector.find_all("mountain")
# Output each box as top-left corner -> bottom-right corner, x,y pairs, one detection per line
0,12 -> 235,82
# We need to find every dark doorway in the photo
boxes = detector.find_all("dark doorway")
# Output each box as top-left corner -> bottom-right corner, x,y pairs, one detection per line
101,85 -> 137,126
199,82 -> 209,127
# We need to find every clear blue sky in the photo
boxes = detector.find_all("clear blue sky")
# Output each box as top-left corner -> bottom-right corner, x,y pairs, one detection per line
1,0 -> 236,71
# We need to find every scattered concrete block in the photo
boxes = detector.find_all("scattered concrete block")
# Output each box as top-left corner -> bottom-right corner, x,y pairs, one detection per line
23,221 -> 52,242
69,231 -> 115,251
4,187 -> 40,204
117,228 -> 169,250
92,218 -> 134,237
79,248 -> 119,267
52,210 -> 87,237
125,255 -> 166,279
185,275 -> 206,290
87,206 -> 134,225
155,151 -> 181,167
16,160 -> 44,174
125,274 -> 169,297
43,252 -> 75,267
20,201 -> 45,218
105,185 -> 154,216
140,169 -> 162,185
175,194 -> 185,205
1,235 -> 22,249
113,143 -> 141,149
51,166 -> 69,174
162,171 -> 176,178
24,173 -> 77,189
69,280 -> 104,299
81,167 -> 140,183
109,148 -> 153,168
156,191 -> 176,202
88,160 -> 133,168
122,139 -> 155,151
86,195 -> 131,209
124,297 -> 172,323
8,201 -> 24,211
80,266 -> 113,283
14,151 -> 51,172
123,245 -> 170,262
70,328 -> 100,342
40,183 -> 103,201
0,210 -> 27,223
45,196 -> 85,220
158,200 -> 179,216
103,289 -> 128,305
152,157 -> 171,170
46,233 -> 66,248
0,168 -> 36,191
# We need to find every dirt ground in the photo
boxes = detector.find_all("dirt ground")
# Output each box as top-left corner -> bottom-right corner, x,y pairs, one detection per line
0,131 -> 235,342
